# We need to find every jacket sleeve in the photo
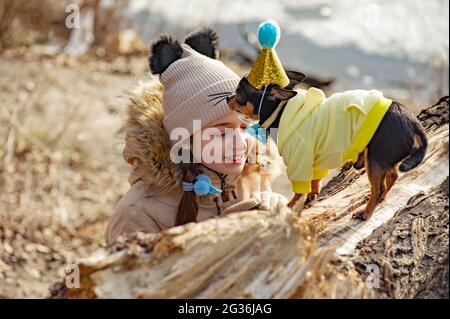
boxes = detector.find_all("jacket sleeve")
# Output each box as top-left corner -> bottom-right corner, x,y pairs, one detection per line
105,204 -> 161,246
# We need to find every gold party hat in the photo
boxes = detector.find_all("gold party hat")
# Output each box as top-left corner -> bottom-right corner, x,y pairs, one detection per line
246,20 -> 289,89
247,48 -> 289,89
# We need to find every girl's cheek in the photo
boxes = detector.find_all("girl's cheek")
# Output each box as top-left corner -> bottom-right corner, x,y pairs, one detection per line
204,129 -> 249,156
244,130 -> 254,153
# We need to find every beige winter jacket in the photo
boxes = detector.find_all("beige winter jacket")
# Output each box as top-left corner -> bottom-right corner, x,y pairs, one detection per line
105,80 -> 284,245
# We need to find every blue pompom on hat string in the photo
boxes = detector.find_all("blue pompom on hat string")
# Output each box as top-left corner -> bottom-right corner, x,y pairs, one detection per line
246,123 -> 269,144
183,174 -> 222,196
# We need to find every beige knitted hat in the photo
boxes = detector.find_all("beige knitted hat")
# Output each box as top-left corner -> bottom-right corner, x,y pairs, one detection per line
149,29 -> 240,139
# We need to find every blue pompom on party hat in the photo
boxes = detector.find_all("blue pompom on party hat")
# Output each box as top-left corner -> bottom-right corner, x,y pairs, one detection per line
257,20 -> 281,49
247,20 -> 289,89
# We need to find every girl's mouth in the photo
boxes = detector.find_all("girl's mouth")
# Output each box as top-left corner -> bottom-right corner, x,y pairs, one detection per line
224,154 -> 245,164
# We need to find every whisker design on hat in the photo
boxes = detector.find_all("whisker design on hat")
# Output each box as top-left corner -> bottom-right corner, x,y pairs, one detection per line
207,91 -> 232,97
207,91 -> 235,106
212,96 -> 230,106
207,93 -> 232,103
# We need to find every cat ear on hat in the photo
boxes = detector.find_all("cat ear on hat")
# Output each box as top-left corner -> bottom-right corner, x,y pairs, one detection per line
184,28 -> 220,59
149,35 -> 183,75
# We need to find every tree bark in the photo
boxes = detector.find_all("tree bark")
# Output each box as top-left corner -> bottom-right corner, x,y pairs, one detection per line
49,97 -> 449,299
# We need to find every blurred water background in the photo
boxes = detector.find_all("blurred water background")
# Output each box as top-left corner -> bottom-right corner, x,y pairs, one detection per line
122,0 -> 449,109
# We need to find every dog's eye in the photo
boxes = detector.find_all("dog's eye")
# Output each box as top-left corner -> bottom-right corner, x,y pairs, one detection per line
226,93 -> 236,104
236,95 -> 246,105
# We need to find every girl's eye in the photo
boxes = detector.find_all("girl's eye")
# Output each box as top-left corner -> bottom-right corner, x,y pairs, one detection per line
218,127 -> 247,136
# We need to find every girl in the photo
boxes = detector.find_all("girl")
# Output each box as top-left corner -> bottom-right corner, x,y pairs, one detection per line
105,29 -> 287,244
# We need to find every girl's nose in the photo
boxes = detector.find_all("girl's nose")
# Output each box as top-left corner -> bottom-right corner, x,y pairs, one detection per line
234,128 -> 247,154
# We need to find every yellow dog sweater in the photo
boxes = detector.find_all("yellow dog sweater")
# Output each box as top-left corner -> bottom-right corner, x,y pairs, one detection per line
278,87 -> 392,194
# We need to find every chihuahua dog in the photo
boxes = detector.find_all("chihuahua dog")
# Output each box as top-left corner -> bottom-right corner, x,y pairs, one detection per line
227,72 -> 428,220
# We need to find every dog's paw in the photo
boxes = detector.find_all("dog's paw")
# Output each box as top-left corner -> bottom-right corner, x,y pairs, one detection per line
304,193 -> 318,207
287,198 -> 297,208
341,161 -> 354,171
352,209 -> 372,221
306,192 -> 317,202
287,194 -> 305,213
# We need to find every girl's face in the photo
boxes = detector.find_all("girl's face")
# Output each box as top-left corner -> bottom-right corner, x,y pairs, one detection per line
192,112 -> 254,176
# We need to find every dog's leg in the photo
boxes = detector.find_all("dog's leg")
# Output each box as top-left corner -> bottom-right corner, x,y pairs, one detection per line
288,193 -> 303,207
343,149 -> 367,172
306,179 -> 321,204
287,193 -> 306,214
353,151 -> 366,170
353,164 -> 387,221
379,167 -> 399,203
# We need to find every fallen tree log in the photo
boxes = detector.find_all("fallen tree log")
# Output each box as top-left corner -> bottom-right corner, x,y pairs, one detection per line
352,177 -> 448,298
49,97 -> 449,299
49,208 -> 375,299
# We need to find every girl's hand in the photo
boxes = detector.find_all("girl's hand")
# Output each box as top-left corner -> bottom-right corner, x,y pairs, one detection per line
220,198 -> 260,216
252,191 -> 288,211
220,192 -> 289,216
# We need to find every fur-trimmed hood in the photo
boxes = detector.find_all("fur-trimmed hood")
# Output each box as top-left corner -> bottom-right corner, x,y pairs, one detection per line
120,78 -> 284,195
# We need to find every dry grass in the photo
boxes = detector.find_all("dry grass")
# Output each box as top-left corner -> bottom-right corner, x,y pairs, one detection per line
0,0 -> 151,298
0,51 -> 145,297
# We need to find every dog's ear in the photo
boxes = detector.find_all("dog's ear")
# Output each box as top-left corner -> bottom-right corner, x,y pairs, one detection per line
184,28 -> 220,59
149,35 -> 183,75
239,77 -> 261,95
234,77 -> 250,103
285,70 -> 306,89
269,87 -> 297,101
